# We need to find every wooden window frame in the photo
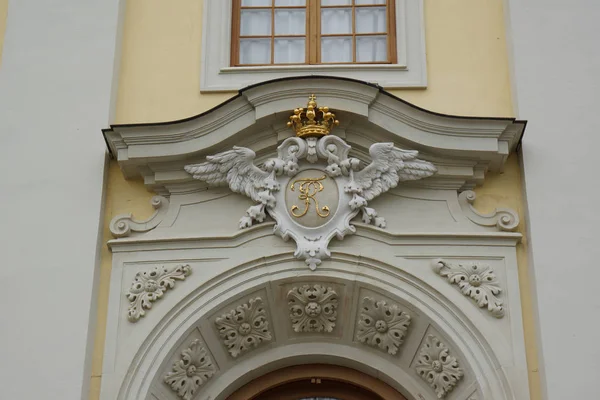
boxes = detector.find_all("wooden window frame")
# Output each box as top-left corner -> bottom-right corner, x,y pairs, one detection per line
231,0 -> 397,67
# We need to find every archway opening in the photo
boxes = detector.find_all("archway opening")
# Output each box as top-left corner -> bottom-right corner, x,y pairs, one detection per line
226,364 -> 408,400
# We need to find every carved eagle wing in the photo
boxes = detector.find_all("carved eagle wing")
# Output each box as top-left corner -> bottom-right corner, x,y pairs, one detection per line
353,143 -> 437,201
184,146 -> 270,203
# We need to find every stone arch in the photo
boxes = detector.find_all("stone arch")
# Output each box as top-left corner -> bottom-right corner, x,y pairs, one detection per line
120,254 -> 508,400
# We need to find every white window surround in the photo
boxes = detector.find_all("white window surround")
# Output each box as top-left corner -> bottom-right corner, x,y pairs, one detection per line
200,0 -> 427,92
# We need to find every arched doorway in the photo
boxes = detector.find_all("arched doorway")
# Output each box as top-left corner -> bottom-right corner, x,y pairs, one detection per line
227,364 -> 407,400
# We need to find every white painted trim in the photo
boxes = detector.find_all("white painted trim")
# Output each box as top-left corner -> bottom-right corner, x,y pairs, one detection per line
104,77 -> 524,194
199,0 -> 427,92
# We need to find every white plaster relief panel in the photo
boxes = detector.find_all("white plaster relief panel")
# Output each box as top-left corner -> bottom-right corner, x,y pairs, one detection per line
214,297 -> 273,358
415,334 -> 464,398
164,339 -> 216,400
100,78 -> 529,400
355,296 -> 412,355
287,284 -> 338,333
432,258 -> 505,318
126,264 -> 192,322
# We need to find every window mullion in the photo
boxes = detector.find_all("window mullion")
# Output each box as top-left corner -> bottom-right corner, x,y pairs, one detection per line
311,0 -> 322,64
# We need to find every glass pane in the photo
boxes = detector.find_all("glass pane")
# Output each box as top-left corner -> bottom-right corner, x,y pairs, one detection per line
356,7 -> 386,33
274,38 -> 305,63
321,8 -> 352,34
275,9 -> 306,35
356,35 -> 387,62
275,0 -> 306,5
239,38 -> 271,64
321,0 -> 351,5
321,36 -> 352,62
240,9 -> 272,36
242,0 -> 272,6
355,0 -> 386,4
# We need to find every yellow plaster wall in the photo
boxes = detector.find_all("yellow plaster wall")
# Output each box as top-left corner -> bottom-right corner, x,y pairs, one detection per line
114,0 -> 512,124
0,0 -> 8,66
92,0 -> 539,399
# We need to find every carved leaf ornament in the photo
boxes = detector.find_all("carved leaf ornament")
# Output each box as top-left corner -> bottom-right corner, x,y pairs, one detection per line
184,96 -> 437,269
126,264 -> 191,322
164,339 -> 216,400
215,297 -> 272,358
287,284 -> 338,332
416,335 -> 464,398
432,259 -> 505,318
356,297 -> 411,355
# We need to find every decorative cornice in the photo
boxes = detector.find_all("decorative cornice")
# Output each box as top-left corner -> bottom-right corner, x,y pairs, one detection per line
432,259 -> 505,318
416,335 -> 464,398
356,297 -> 411,355
110,195 -> 170,238
458,190 -> 519,232
215,297 -> 272,358
164,339 -> 216,400
287,284 -> 338,333
126,264 -> 191,322
102,77 -> 525,194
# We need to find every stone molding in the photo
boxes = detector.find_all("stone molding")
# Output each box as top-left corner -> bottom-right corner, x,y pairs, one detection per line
432,259 -> 505,318
103,77 -> 525,194
287,284 -> 338,333
126,264 -> 191,322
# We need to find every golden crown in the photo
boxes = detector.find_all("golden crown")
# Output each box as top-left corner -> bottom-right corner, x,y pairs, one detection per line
287,94 -> 339,138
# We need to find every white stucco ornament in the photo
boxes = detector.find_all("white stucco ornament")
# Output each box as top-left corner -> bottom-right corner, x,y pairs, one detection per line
416,335 -> 464,398
164,339 -> 216,400
287,284 -> 338,333
185,95 -> 437,269
356,297 -> 411,355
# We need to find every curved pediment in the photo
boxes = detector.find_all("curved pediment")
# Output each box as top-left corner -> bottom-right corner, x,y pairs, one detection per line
103,76 -> 525,194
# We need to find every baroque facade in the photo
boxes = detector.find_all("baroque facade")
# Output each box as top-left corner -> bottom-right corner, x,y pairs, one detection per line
0,1 -> 599,400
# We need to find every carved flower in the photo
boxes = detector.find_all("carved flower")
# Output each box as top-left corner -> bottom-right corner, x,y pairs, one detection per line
287,284 -> 338,333
356,297 -> 411,355
415,335 -> 463,398
215,297 -> 272,358
284,160 -> 299,175
164,339 -> 216,400
349,194 -> 367,210
126,265 -> 191,322
432,259 -> 504,318
325,163 -> 342,177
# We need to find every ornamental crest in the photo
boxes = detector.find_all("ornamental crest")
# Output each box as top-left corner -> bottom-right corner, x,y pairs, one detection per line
185,95 -> 437,269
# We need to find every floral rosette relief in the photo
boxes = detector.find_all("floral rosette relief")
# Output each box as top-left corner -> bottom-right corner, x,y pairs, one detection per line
126,264 -> 191,322
415,335 -> 464,398
164,339 -> 216,400
355,297 -> 411,355
287,284 -> 338,333
432,259 -> 505,318
215,297 -> 273,358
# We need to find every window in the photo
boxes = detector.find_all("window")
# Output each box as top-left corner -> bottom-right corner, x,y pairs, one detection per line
231,0 -> 396,66
200,0 -> 427,91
